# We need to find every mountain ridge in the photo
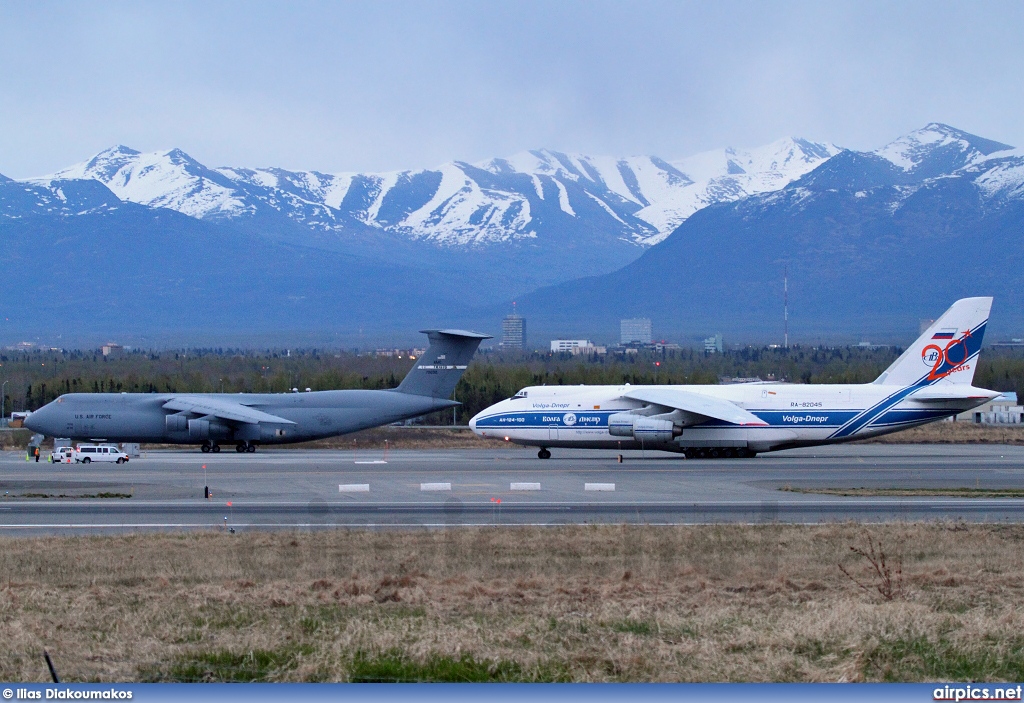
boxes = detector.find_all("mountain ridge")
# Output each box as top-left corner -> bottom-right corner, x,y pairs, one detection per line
510,124 -> 1024,343
3,123 -> 1023,346
32,137 -> 840,251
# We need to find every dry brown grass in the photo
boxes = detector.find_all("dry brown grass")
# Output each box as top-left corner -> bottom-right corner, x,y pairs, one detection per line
290,426 -> 505,450
3,524 -> 1024,682
135,427 -> 504,452
858,422 -> 1024,445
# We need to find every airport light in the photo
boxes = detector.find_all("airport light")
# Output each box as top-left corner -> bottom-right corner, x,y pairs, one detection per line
1,380 -> 7,421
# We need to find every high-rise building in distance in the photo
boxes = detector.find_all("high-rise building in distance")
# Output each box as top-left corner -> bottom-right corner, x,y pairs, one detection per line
502,314 -> 526,350
620,318 -> 652,345
704,333 -> 723,353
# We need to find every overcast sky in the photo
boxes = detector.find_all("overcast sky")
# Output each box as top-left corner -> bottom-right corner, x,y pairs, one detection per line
1,0 -> 1022,177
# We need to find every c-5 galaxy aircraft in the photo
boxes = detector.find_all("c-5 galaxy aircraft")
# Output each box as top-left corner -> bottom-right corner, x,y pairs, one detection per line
25,329 -> 489,453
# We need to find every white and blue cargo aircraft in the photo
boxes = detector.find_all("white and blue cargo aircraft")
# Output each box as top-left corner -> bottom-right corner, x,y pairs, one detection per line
470,298 -> 998,459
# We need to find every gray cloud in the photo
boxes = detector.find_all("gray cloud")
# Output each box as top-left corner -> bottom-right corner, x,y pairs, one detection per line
1,0 -> 1022,177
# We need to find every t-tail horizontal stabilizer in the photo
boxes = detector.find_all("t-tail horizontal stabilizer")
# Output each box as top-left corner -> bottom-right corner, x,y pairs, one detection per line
395,329 -> 492,399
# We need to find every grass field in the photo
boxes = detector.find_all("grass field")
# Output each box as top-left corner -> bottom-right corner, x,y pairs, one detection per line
780,487 -> 1024,498
3,524 -> 1024,682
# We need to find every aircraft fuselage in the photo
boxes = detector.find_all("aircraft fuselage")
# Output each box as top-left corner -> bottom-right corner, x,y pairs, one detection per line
26,390 -> 456,445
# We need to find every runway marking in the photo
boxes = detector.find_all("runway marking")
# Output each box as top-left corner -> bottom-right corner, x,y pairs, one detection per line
339,484 -> 370,493
420,482 -> 451,491
585,483 -> 616,492
511,482 -> 541,491
354,460 -> 387,464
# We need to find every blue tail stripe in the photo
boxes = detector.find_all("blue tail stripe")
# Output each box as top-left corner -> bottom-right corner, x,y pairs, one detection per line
829,320 -> 987,439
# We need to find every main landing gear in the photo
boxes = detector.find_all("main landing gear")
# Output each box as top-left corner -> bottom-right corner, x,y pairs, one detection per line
683,447 -> 756,459
538,448 -> 551,459
236,442 -> 257,453
200,442 -> 221,454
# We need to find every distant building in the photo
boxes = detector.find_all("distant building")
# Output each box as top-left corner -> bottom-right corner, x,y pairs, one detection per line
955,392 -> 1024,424
704,333 -> 723,353
101,343 -> 124,357
501,315 -> 526,350
551,339 -> 590,353
620,318 -> 652,345
720,376 -> 764,384
550,339 -> 605,355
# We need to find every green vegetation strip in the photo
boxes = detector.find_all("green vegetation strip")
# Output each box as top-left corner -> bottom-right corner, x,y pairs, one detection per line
1,492 -> 132,499
779,486 -> 1024,498
862,636 -> 1024,682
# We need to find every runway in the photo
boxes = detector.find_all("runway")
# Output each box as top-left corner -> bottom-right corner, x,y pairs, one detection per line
2,443 -> 1024,533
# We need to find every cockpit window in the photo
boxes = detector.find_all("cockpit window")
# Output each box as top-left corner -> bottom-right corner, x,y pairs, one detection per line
514,390 -> 528,398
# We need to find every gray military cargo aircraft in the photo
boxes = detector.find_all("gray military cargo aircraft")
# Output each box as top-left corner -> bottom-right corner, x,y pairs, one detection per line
24,329 -> 490,453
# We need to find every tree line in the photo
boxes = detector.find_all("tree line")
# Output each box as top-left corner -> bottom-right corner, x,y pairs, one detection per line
3,345 -> 1024,424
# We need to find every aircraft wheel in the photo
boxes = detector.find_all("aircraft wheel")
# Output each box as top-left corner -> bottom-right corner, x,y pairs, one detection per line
236,443 -> 247,453
709,448 -> 721,459
723,448 -> 738,459
538,448 -> 551,459
683,448 -> 697,459
82,457 -> 91,464
247,444 -> 256,453
212,444 -> 221,453
697,448 -> 709,459
201,444 -> 210,453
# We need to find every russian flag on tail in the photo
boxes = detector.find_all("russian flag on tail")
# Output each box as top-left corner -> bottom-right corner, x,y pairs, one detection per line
932,328 -> 957,340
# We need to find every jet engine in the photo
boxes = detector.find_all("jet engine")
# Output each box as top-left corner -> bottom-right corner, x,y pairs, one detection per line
165,413 -> 188,432
187,418 -> 230,441
607,412 -> 681,443
188,418 -> 210,440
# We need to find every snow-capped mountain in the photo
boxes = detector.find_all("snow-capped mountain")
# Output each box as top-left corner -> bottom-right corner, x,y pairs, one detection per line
515,124 -> 1024,341
35,138 -> 841,248
874,122 -> 1013,178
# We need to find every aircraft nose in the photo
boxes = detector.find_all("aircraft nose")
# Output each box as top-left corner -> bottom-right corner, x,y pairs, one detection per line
23,400 -> 59,435
468,412 -> 480,435
23,407 -> 45,433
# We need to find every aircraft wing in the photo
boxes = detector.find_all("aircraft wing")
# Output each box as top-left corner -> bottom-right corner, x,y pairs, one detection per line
163,397 -> 297,425
623,388 -> 768,426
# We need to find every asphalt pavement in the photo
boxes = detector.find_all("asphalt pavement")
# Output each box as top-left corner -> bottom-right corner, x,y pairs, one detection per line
1,443 -> 1023,532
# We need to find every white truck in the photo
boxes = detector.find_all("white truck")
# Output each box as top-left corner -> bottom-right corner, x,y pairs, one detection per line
73,444 -> 130,464
50,446 -> 74,463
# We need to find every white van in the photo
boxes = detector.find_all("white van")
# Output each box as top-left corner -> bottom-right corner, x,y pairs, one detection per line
73,444 -> 129,464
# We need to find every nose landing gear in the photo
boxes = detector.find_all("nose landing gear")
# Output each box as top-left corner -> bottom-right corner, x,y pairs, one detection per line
538,448 -> 551,459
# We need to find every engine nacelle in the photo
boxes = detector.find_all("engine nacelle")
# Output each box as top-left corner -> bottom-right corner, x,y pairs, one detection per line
607,412 -> 680,443
165,413 -> 188,433
632,417 -> 677,443
608,412 -> 636,437
188,418 -> 210,440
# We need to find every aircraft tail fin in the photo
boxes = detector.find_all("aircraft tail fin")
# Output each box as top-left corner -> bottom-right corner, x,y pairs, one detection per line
874,297 -> 992,387
394,329 -> 491,399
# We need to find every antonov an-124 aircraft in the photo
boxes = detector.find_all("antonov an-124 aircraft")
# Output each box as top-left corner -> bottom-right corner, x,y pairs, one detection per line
470,297 -> 998,459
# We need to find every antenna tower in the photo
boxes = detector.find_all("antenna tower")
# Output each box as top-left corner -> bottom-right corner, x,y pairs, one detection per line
784,266 -> 789,349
